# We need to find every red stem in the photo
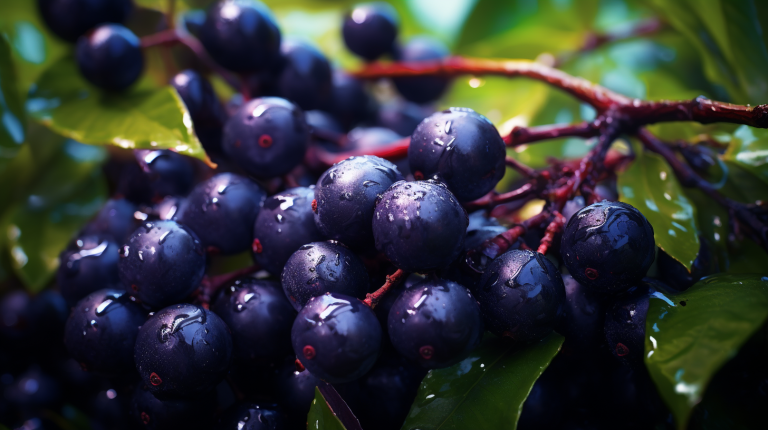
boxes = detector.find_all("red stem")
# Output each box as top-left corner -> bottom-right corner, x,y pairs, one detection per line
363,269 -> 408,308
537,212 -> 566,255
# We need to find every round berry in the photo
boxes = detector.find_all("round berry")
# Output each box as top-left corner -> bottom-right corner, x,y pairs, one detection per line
252,186 -> 324,275
306,110 -> 344,135
475,250 -> 566,342
314,156 -> 403,250
408,108 -> 506,202
342,3 -> 398,61
377,100 -> 432,137
222,97 -> 309,179
211,278 -> 296,364
281,241 -> 369,311
556,274 -> 608,359
150,196 -> 184,221
129,384 -> 216,430
134,304 -> 233,397
274,362 -> 322,428
81,198 -> 141,244
178,173 -> 267,255
170,70 -> 228,156
560,201 -> 655,293
216,402 -> 285,430
38,0 -> 133,42
388,277 -> 483,369
330,71 -> 372,130
372,180 -> 467,272
118,221 -> 206,309
199,0 -> 281,73
292,293 -> 382,383
64,289 -> 146,375
76,24 -> 143,91
392,36 -> 450,104
657,237 -> 714,291
277,40 -> 332,111
57,235 -> 121,305
118,150 -> 195,204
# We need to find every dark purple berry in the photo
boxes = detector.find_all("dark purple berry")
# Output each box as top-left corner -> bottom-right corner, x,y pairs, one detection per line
57,235 -> 121,305
129,384 -> 216,430
657,237 -> 715,291
134,304 -> 233,397
277,40 -> 332,110
274,362 -> 322,428
342,3 -> 398,61
64,289 -> 146,375
118,221 -> 206,309
372,180 -> 467,272
392,36 -> 451,103
117,150 -> 195,204
556,274 -> 609,359
82,198 -> 142,244
3,366 -> 60,410
178,173 -> 267,255
475,250 -> 566,342
199,0 -> 281,73
377,100 -> 433,137
408,108 -> 506,202
388,277 -> 483,369
330,71 -> 372,130
560,201 -> 655,293
222,97 -> 309,179
76,24 -> 143,91
211,278 -> 296,364
280,241 -> 369,311
252,186 -> 324,275
292,293 -> 382,383
170,70 -> 228,156
215,402 -> 285,430
38,0 -> 133,42
314,155 -> 403,250
347,127 -> 404,151
306,110 -> 344,135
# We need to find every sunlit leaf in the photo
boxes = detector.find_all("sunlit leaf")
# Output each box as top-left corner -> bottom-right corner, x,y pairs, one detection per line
723,125 -> 768,188
307,387 -> 349,430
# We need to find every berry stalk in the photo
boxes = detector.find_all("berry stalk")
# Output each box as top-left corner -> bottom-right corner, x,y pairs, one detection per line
363,269 -> 408,308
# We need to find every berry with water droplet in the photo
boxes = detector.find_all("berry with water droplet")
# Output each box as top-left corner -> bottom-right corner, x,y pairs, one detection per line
134,303 -> 233,397
81,198 -> 141,244
560,201 -> 655,293
64,289 -> 146,375
281,241 -> 369,311
170,69 -> 228,157
57,235 -> 121,305
388,277 -> 483,369
291,293 -> 382,383
475,250 -> 566,343
216,402 -> 286,430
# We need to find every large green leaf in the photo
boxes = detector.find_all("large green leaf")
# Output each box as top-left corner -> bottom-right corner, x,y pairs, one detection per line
644,274 -> 768,430
5,139 -> 108,291
618,149 -> 700,271
27,57 -> 208,162
0,36 -> 25,158
650,0 -> 768,104
307,387 -> 348,430
401,333 -> 563,430
723,125 -> 768,188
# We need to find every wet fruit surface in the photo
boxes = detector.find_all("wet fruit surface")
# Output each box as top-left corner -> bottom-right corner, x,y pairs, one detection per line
57,235 -> 121,305
76,24 -> 143,91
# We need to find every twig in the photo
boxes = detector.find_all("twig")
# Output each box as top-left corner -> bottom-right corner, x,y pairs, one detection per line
363,269 -> 408,308
504,156 -> 538,178
537,212 -> 566,255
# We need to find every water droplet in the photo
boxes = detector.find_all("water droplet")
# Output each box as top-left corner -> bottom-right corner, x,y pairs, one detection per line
276,214 -> 285,223
363,180 -> 380,188
159,231 -> 172,244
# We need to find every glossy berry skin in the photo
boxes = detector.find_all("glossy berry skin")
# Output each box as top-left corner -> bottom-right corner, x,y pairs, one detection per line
211,278 -> 296,364
223,97 -> 309,178
76,24 -> 143,91
170,70 -> 228,156
64,289 -> 146,375
560,201 -> 655,293
388,278 -> 483,369
475,250 -> 566,342
82,198 -> 141,244
347,127 -> 404,151
408,108 -> 506,202
252,186 -> 324,275
118,150 -> 195,204
129,384 -> 216,430
330,71 -> 372,130
38,0 -> 133,42
57,235 -> 121,305
118,221 -> 206,309
556,274 -> 608,359
342,3 -> 398,61
657,238 -> 714,291
216,402 -> 285,430
314,156 -> 403,250
392,37 -> 451,103
292,293 -> 382,383
178,173 -> 267,255
199,0 -> 281,73
277,40 -> 332,110
281,241 -> 369,311
274,362 -> 323,429
373,180 -> 467,272
134,304 -> 233,397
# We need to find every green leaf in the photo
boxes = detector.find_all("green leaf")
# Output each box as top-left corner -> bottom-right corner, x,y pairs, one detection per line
27,57 -> 208,162
0,36 -> 26,158
723,125 -> 768,188
618,149 -> 700,271
307,387 -> 348,430
401,333 -> 563,430
644,274 -> 768,429
5,139 -> 107,291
